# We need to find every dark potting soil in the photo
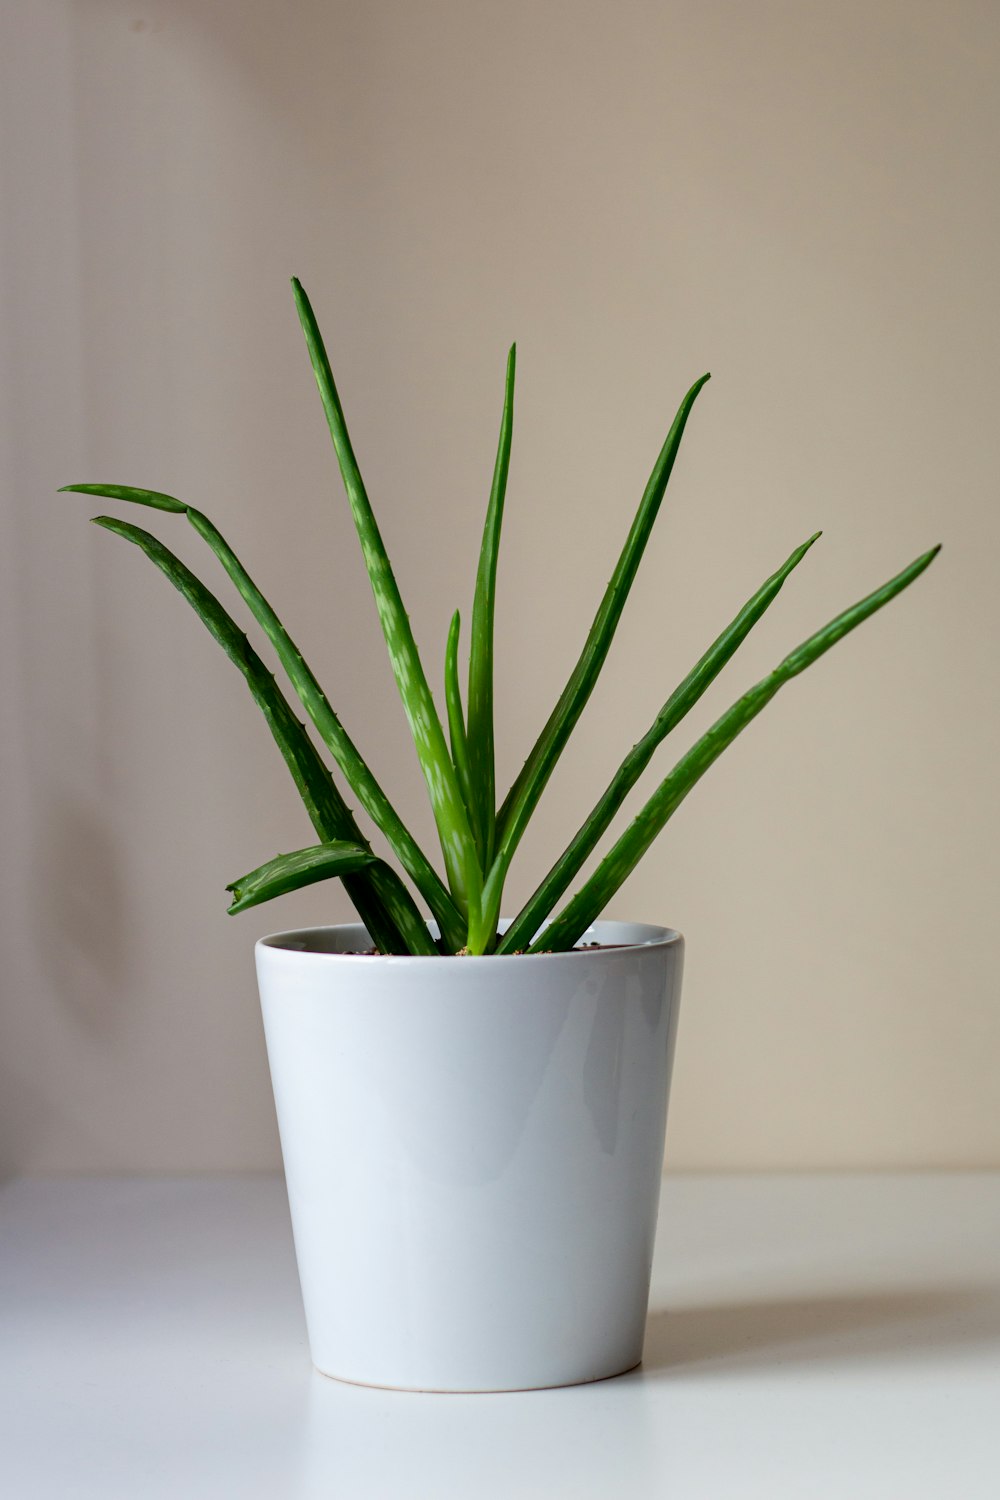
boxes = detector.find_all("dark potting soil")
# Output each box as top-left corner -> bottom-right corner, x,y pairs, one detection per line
340,942 -> 628,957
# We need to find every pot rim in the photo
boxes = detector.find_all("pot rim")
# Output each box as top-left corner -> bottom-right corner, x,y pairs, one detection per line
256,917 -> 683,964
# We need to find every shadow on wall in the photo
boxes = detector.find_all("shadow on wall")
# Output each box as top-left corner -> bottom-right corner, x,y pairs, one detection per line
27,790 -> 131,1036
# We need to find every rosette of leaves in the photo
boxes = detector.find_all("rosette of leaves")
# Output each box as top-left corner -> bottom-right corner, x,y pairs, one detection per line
62,281 -> 939,955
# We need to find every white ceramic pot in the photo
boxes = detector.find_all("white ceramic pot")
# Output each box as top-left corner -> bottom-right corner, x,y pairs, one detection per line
255,918 -> 684,1392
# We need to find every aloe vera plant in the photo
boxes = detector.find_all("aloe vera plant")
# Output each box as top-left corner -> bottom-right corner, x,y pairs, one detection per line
61,281 -> 939,955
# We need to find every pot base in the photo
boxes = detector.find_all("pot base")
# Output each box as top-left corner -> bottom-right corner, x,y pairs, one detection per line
314,1358 -> 643,1395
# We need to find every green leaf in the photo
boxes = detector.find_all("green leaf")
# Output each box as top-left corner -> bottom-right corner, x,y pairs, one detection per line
486,373 -> 711,919
467,344 -> 515,864
227,840 -> 376,914
67,484 -> 464,951
186,510 -> 462,945
291,278 -> 481,929
498,530 -> 822,953
60,483 -> 186,513
535,543 -> 941,953
90,515 -> 437,955
445,610 -> 477,836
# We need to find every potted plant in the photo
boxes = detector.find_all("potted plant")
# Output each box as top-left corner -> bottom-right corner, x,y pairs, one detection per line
61,280 -> 938,1392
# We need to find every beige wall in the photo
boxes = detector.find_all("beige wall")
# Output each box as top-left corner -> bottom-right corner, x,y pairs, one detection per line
1,0 -> 996,1172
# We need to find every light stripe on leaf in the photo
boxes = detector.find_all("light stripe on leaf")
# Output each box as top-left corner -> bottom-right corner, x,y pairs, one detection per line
535,543 -> 941,953
497,530 -> 821,953
227,841 -> 376,914
488,372 -> 710,919
67,483 -> 462,949
89,515 -> 436,954
291,278 -> 480,931
60,483 -> 186,513
445,609 -> 477,837
467,343 -> 515,864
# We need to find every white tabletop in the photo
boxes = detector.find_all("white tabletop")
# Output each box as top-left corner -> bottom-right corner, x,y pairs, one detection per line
2,1173 -> 999,1498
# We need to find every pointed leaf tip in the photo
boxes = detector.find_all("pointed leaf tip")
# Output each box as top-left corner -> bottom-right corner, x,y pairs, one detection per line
61,483 -> 187,513
795,531 -> 822,558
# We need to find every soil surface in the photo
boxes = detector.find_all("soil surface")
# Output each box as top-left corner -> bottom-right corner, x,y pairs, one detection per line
342,942 -> 629,957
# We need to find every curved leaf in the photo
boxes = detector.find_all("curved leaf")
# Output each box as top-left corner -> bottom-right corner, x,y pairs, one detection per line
60,483 -> 185,513
536,544 -> 941,953
227,841 -> 376,914
67,484 -> 463,950
292,278 -> 480,926
90,515 -> 437,955
445,610 -> 476,832
467,344 -> 515,862
497,531 -> 821,952
487,372 -> 711,921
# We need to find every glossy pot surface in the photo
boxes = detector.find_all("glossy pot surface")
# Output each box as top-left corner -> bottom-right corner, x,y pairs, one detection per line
256,918 -> 684,1391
